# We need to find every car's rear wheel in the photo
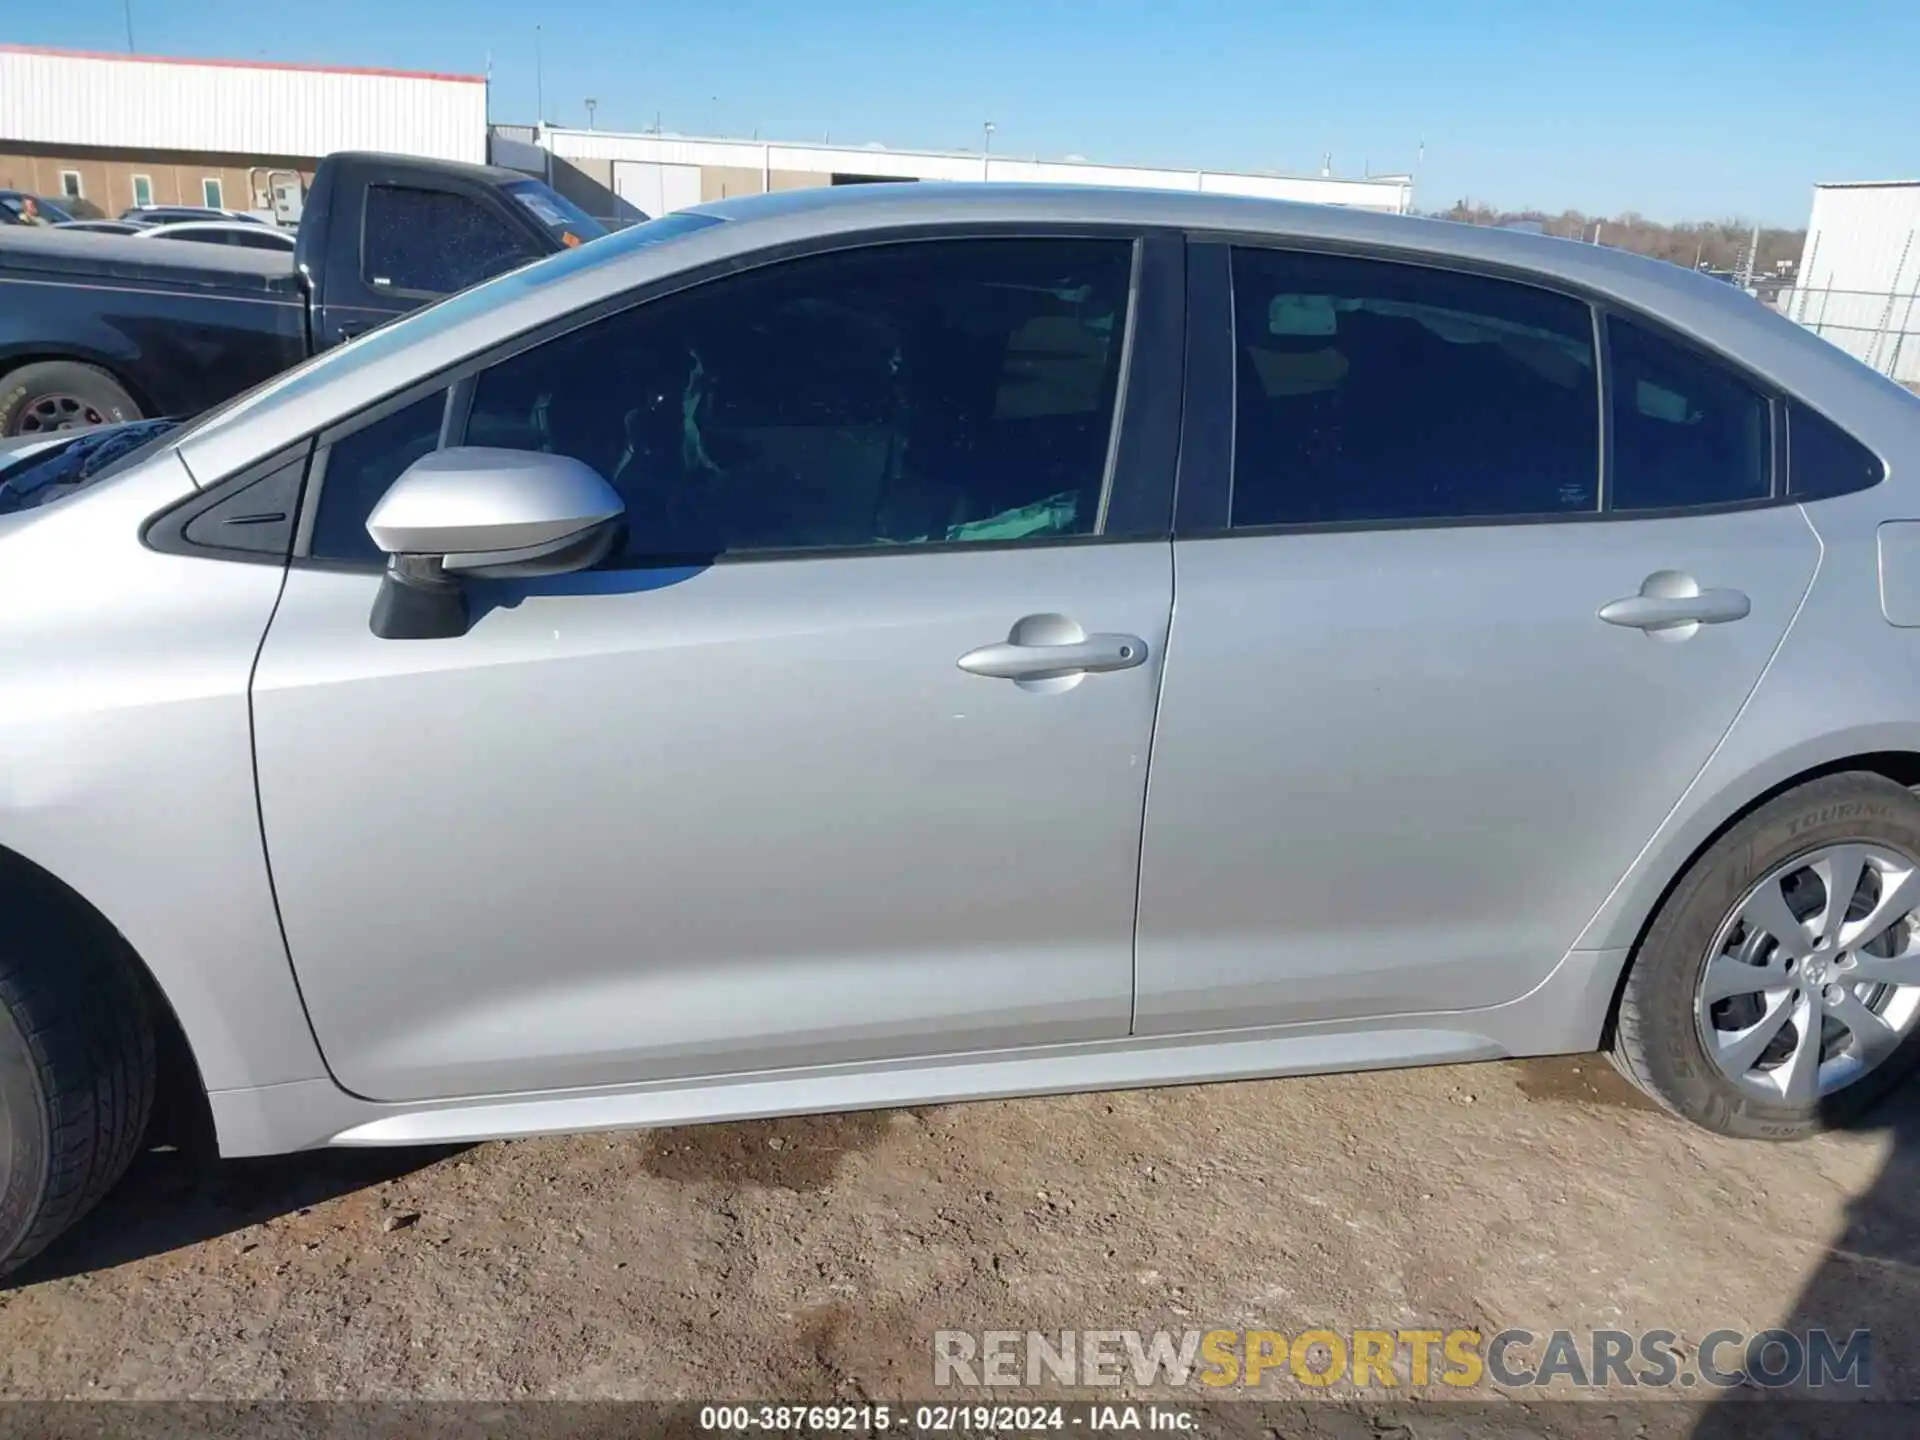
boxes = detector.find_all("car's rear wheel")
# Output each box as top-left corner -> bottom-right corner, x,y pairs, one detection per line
0,361 -> 141,438
0,910 -> 156,1280
1613,772 -> 1920,1138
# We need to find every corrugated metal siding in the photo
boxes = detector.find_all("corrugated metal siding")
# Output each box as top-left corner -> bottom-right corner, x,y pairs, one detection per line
0,48 -> 487,164
1790,182 -> 1920,384
545,128 -> 1412,213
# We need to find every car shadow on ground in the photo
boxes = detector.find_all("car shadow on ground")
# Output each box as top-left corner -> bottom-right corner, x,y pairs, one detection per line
4,1141 -> 467,1288
1689,1075 -> 1920,1438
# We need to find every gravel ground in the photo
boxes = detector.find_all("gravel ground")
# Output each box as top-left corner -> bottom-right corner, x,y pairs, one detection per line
0,1054 -> 1914,1432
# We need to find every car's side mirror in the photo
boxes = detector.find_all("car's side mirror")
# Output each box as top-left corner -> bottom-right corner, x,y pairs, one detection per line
364,447 -> 625,640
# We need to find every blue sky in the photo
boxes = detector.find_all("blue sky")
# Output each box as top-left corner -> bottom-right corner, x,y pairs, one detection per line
23,0 -> 1918,224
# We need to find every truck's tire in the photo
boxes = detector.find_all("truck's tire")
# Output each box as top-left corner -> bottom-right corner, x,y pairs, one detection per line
0,909 -> 156,1281
1612,772 -> 1920,1139
0,361 -> 142,438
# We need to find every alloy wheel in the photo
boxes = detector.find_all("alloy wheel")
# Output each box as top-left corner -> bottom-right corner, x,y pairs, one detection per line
1696,842 -> 1920,1104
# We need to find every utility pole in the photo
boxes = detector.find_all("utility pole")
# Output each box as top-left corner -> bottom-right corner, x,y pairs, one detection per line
535,25 -> 544,125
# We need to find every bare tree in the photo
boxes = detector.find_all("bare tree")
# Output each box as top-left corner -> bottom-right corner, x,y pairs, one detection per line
1429,199 -> 1804,275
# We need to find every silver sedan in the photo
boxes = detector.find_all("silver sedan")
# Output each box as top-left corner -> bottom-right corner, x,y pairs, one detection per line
2,182 -> 1919,1276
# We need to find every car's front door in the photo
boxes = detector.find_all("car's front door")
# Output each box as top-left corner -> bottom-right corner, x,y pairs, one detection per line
1134,244 -> 1820,1034
313,173 -> 547,348
253,233 -> 1180,1103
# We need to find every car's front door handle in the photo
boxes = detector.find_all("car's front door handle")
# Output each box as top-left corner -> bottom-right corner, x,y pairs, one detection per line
957,633 -> 1148,680
1599,588 -> 1751,632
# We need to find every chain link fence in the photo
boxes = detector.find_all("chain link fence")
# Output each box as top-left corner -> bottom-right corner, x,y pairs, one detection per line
1780,283 -> 1920,388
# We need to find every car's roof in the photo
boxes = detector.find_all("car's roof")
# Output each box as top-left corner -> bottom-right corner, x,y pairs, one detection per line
328,151 -> 536,187
126,205 -> 255,218
141,220 -> 292,237
695,180 -> 1747,311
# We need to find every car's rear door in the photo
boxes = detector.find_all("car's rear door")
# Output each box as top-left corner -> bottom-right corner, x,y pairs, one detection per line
1134,243 -> 1819,1034
252,231 -> 1183,1103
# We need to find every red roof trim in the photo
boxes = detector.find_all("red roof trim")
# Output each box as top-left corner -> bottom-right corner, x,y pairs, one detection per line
0,43 -> 485,85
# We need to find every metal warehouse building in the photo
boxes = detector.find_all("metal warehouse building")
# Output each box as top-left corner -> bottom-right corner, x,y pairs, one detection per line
1787,180 -> 1920,386
0,44 -> 486,219
507,126 -> 1414,222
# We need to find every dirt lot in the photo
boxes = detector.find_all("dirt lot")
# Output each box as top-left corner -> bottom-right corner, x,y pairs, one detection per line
0,1054 -> 1915,1432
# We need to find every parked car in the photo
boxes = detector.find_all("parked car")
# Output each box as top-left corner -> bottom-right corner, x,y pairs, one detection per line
119,205 -> 269,226
51,219 -> 148,236
137,220 -> 297,251
2,183 -> 1919,1278
0,152 -> 603,436
0,191 -> 75,226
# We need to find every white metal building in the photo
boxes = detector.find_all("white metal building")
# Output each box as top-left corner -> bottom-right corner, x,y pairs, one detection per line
532,126 -> 1414,219
1787,180 -> 1920,386
0,45 -> 487,163
0,45 -> 486,218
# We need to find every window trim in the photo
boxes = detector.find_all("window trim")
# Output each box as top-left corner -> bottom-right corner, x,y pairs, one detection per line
58,170 -> 83,200
1179,237 -> 1795,540
294,224 -> 1185,572
130,173 -> 153,209
202,177 -> 223,209
141,441 -> 315,566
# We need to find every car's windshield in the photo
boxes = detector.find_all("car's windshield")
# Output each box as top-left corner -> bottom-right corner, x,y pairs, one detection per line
502,180 -> 607,248
1,193 -> 72,226
0,419 -> 181,514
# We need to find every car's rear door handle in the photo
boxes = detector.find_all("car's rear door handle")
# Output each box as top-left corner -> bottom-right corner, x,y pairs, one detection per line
958,633 -> 1148,680
1599,587 -> 1750,632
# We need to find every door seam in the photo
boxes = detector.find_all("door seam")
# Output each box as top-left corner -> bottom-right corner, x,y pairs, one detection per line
1128,539 -> 1178,1035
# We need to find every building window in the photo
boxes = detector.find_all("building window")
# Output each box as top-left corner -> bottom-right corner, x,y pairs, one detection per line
58,171 -> 83,200
202,178 -> 224,209
131,175 -> 153,209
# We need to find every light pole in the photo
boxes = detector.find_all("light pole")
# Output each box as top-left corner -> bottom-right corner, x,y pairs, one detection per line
982,120 -> 994,181
585,97 -> 597,130
535,25 -> 545,124
123,0 -> 135,51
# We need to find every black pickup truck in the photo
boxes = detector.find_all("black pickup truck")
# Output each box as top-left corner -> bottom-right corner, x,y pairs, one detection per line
0,152 -> 604,437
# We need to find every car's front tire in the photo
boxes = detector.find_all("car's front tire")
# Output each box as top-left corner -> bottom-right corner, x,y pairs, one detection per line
1613,772 -> 1920,1138
0,911 -> 156,1280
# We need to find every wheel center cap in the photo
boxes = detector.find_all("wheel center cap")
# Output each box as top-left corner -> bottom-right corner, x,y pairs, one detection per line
1804,954 -> 1830,984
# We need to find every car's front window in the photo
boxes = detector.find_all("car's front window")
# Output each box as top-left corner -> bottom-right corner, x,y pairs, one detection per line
307,236 -> 1137,567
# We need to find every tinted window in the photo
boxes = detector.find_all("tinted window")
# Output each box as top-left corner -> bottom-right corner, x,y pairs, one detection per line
229,228 -> 294,250
310,394 -> 444,563
455,238 -> 1133,563
1606,316 -> 1770,510
362,185 -> 540,295
1229,249 -> 1599,527
1790,402 -> 1884,500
